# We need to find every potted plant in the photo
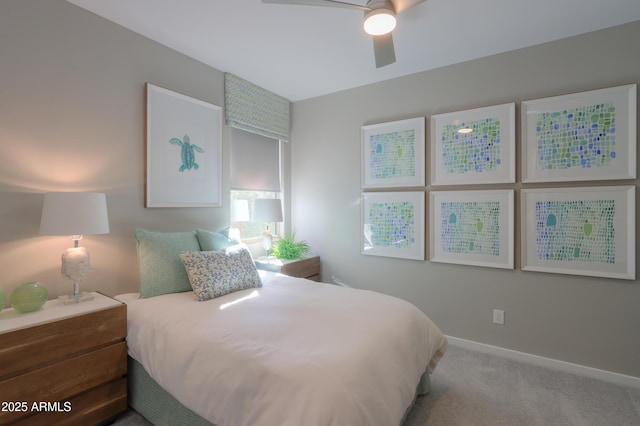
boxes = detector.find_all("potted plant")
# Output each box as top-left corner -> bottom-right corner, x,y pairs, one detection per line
272,233 -> 310,260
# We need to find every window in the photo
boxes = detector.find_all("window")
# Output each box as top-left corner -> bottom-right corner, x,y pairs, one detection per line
230,191 -> 279,240
229,128 -> 282,240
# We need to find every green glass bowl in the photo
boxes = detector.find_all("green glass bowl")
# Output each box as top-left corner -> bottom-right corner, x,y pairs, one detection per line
11,281 -> 48,313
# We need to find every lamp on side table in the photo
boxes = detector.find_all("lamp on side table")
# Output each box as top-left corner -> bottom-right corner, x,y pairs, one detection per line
252,198 -> 283,259
39,192 -> 110,304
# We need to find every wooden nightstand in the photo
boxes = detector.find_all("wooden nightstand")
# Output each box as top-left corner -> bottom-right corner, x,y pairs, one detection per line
0,292 -> 127,425
255,255 -> 321,281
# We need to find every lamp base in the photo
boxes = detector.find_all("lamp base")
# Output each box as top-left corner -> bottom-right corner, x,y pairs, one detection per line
58,292 -> 94,305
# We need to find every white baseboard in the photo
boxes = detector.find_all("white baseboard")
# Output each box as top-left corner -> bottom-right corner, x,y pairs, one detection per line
446,335 -> 640,389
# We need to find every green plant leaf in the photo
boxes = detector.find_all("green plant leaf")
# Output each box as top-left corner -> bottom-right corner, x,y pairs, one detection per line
272,233 -> 310,260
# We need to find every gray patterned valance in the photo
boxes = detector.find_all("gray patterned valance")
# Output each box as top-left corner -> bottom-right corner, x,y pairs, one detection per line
224,73 -> 290,142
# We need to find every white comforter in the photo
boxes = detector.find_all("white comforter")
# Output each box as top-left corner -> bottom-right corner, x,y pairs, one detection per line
119,271 -> 447,426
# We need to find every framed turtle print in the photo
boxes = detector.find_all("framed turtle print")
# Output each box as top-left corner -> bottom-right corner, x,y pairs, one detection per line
145,83 -> 222,207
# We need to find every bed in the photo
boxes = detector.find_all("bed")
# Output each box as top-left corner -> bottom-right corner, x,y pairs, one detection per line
118,228 -> 448,426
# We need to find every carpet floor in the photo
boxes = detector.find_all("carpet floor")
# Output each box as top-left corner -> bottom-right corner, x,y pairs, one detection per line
114,342 -> 640,425
404,342 -> 640,425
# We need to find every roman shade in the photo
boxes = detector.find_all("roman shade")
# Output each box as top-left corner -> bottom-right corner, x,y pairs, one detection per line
224,73 -> 290,142
230,128 -> 281,192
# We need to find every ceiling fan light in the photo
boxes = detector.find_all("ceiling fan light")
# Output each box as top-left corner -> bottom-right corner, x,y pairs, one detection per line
363,8 -> 396,36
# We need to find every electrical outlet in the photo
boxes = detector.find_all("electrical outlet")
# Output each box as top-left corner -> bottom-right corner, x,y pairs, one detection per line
493,309 -> 505,325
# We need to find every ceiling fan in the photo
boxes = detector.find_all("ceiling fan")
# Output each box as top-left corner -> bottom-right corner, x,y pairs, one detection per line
262,0 -> 426,68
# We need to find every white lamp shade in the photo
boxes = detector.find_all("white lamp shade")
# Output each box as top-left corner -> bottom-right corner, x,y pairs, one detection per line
252,199 -> 283,223
40,192 -> 110,236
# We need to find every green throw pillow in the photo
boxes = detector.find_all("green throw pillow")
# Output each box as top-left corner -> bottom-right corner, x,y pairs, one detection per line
135,228 -> 201,298
196,228 -> 238,251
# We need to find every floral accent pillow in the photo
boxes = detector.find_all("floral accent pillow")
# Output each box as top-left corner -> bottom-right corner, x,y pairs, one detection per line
180,246 -> 262,301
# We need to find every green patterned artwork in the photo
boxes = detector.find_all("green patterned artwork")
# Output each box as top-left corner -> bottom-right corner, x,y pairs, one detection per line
362,118 -> 425,188
441,118 -> 501,175
430,190 -> 514,269
522,186 -> 635,280
362,192 -> 425,260
369,130 -> 416,179
535,103 -> 616,171
368,201 -> 415,248
535,199 -> 615,263
440,201 -> 500,256
522,84 -> 636,182
431,103 -> 515,185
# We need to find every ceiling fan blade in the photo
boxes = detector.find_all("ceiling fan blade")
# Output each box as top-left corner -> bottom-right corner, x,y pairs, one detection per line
391,0 -> 426,14
373,33 -> 395,68
262,0 -> 369,12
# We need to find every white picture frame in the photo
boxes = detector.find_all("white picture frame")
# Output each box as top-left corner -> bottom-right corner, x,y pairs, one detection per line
145,83 -> 222,208
430,190 -> 514,269
521,186 -> 635,280
361,117 -> 425,188
361,191 -> 425,260
522,84 -> 636,183
431,103 -> 515,186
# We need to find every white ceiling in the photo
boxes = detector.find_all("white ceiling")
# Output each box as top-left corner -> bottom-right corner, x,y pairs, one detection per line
66,0 -> 640,102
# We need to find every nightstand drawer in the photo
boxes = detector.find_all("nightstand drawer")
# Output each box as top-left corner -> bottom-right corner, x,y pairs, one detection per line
0,342 -> 127,424
280,256 -> 320,279
0,304 -> 126,380
13,378 -> 128,426
0,294 -> 127,425
255,255 -> 321,281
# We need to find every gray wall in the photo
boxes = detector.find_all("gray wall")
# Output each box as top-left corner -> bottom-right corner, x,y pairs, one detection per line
290,21 -> 640,377
0,0 -> 234,298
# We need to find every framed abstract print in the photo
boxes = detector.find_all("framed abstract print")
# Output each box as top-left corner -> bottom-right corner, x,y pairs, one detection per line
361,117 -> 425,188
430,190 -> 514,269
361,191 -> 425,260
522,84 -> 636,183
431,103 -> 515,186
521,186 -> 635,280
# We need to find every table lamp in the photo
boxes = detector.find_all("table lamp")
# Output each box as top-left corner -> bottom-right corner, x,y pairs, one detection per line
40,192 -> 110,304
229,199 -> 250,242
252,198 -> 283,258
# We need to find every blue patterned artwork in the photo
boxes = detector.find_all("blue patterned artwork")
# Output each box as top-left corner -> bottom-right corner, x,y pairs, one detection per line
362,192 -> 424,260
362,118 -> 425,188
368,201 -> 415,248
431,103 -> 515,185
440,201 -> 501,256
522,186 -> 634,280
535,103 -> 616,171
169,134 -> 205,172
441,118 -> 501,175
430,190 -> 514,269
522,84 -> 636,182
534,200 -> 615,263
369,130 -> 416,179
